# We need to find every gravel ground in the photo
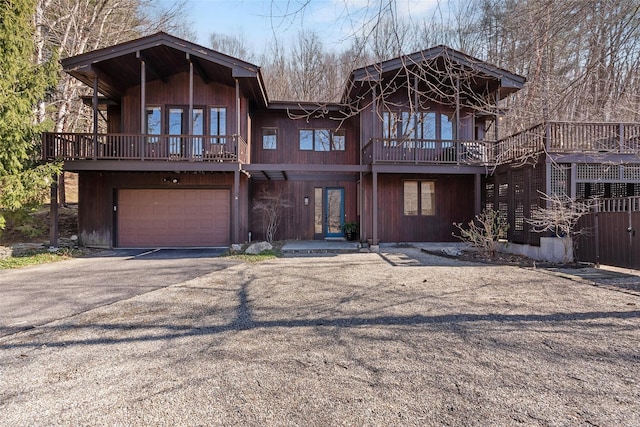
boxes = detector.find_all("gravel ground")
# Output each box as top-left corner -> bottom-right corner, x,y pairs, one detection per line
1,248 -> 639,426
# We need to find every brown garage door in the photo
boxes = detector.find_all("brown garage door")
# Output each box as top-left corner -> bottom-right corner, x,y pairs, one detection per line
118,189 -> 230,247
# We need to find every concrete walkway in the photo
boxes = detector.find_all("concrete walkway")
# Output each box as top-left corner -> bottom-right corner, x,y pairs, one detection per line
281,240 -> 471,255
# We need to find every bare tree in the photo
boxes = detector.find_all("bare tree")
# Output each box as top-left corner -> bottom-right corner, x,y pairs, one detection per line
209,31 -> 254,62
526,193 -> 593,263
252,187 -> 292,243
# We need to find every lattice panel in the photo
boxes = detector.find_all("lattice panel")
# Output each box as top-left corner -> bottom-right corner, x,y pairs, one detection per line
623,165 -> 640,181
551,163 -> 569,197
485,182 -> 495,211
576,164 -> 620,181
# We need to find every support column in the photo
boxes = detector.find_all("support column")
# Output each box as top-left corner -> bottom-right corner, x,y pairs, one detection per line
92,75 -> 99,160
188,54 -> 193,135
494,90 -> 500,141
372,170 -> 378,245
138,53 -> 146,160
474,173 -> 482,216
235,79 -> 241,157
139,56 -> 146,133
233,168 -> 240,244
570,163 -> 577,199
49,174 -> 59,248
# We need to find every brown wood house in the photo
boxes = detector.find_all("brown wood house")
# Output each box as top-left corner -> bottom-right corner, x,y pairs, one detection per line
46,32 -> 640,256
43,32 -> 524,248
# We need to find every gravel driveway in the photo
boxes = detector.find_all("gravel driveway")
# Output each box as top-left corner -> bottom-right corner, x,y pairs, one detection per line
1,248 -> 638,426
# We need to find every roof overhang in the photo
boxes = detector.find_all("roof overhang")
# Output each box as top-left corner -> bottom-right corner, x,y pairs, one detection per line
62,32 -> 269,107
344,45 -> 526,104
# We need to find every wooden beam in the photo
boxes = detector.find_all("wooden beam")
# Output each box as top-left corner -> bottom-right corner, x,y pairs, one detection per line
136,51 -> 168,83
92,75 -> 98,161
474,173 -> 482,215
190,56 -> 210,84
372,171 -> 378,245
233,168 -> 240,244
139,56 -> 145,134
188,54 -> 193,136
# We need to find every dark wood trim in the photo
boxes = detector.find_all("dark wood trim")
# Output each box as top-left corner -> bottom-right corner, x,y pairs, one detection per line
371,164 -> 486,174
244,163 -> 369,173
64,160 -> 242,172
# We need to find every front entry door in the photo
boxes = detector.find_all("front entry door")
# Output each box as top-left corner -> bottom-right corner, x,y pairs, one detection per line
325,188 -> 344,237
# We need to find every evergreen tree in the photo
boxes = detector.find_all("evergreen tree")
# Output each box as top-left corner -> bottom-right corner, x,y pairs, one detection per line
0,0 -> 59,230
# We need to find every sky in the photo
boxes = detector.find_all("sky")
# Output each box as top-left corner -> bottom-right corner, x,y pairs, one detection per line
162,0 -> 442,54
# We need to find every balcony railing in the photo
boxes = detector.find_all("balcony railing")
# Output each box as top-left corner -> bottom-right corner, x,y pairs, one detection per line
42,133 -> 248,163
363,138 -> 492,165
495,122 -> 640,164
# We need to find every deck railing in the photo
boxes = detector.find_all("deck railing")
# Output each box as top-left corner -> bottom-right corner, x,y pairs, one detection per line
362,138 -> 492,165
495,121 -> 640,164
42,133 -> 248,163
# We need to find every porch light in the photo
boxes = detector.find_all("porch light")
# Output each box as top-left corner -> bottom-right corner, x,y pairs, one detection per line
304,196 -> 309,206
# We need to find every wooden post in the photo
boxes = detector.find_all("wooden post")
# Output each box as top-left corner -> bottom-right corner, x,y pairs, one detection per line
138,53 -> 146,160
233,168 -> 240,244
92,75 -> 98,160
49,174 -> 59,248
235,79 -> 241,157
474,173 -> 482,216
372,170 -> 378,245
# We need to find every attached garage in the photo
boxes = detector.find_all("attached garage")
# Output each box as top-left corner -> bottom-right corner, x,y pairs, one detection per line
117,189 -> 230,247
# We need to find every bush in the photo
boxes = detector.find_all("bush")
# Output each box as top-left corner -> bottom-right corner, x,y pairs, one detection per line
453,208 -> 509,258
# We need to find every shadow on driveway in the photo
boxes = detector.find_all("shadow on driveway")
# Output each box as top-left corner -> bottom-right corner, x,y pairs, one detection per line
0,248 -> 237,338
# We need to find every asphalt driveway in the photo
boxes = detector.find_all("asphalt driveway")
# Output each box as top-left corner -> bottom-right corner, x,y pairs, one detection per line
1,247 -> 639,425
0,248 -> 235,337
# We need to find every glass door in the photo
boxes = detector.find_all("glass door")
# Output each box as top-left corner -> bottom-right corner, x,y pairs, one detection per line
325,188 -> 344,238
191,108 -> 204,157
168,107 -> 184,155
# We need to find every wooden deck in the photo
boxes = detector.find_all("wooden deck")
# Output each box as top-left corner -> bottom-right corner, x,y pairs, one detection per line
495,122 -> 640,164
42,133 -> 248,163
362,138 -> 491,165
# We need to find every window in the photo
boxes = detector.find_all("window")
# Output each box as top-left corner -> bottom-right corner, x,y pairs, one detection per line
404,180 -> 435,216
383,110 -> 454,146
299,129 -> 346,151
210,107 -> 226,144
146,106 -> 161,143
332,130 -> 345,150
262,128 -> 277,150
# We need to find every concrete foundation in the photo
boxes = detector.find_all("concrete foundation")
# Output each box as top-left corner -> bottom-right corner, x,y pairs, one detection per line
498,237 -> 573,264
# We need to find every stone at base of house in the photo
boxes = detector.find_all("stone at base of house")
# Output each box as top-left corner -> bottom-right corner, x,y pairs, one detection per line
245,241 -> 273,254
0,246 -> 12,260
498,237 -> 573,264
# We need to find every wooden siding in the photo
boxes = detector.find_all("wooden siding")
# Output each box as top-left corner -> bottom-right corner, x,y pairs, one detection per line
121,72 -> 248,140
78,171 -> 248,247
251,111 -> 359,165
250,179 -> 358,241
364,174 -> 475,242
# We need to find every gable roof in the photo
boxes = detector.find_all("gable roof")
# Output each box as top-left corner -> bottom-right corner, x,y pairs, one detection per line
344,45 -> 526,103
62,32 -> 268,106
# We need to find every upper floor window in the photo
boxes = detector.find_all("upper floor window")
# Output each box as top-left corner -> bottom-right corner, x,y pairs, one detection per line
262,128 -> 277,150
146,106 -> 161,142
210,107 -> 226,144
383,111 -> 454,145
299,129 -> 346,151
